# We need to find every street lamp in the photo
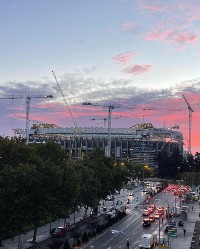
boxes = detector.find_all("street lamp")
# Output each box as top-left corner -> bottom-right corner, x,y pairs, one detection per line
178,166 -> 180,175
143,165 -> 148,181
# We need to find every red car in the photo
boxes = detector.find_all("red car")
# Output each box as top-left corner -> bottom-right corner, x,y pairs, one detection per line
53,226 -> 68,238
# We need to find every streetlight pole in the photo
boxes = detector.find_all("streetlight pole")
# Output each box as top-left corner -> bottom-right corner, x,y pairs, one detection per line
143,166 -> 144,182
174,197 -> 177,225
158,217 -> 161,245
165,200 -> 170,246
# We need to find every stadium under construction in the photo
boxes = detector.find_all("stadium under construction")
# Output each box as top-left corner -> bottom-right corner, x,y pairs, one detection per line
13,122 -> 184,168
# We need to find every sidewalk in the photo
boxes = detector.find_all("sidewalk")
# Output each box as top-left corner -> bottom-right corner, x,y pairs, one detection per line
170,202 -> 200,249
1,187 -> 138,249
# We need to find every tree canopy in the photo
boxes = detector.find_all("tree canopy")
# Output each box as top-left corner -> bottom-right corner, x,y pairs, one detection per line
0,138 -> 129,244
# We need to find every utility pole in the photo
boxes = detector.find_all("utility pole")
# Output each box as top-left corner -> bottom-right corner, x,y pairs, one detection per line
182,94 -> 194,154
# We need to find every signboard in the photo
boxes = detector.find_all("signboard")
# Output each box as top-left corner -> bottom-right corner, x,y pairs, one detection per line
158,246 -> 170,249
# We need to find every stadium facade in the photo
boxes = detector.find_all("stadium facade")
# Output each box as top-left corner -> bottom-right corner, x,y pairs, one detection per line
13,123 -> 184,168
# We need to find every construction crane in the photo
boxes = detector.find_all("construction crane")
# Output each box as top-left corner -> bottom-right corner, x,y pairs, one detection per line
52,71 -> 78,128
182,94 -> 194,154
52,71 -> 82,158
142,106 -> 183,111
91,118 -> 108,128
91,116 -> 125,128
0,94 -> 53,144
25,95 -> 53,144
83,102 -> 138,157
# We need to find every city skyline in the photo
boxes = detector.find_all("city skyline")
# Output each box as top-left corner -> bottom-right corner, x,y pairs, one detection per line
0,0 -> 200,153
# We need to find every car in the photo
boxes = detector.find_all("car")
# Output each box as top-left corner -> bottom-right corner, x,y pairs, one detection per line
157,207 -> 164,214
114,190 -> 120,195
148,207 -> 153,213
105,196 -> 115,201
52,226 -> 68,237
149,214 -> 155,222
142,189 -> 147,192
142,209 -> 149,216
154,212 -> 162,219
143,218 -> 151,227
149,204 -> 156,210
128,192 -> 134,196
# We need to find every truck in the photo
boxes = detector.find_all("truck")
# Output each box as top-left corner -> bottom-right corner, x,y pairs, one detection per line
173,206 -> 181,217
140,234 -> 155,249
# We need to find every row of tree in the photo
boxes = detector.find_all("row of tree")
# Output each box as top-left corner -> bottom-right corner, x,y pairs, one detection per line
155,147 -> 200,183
1,137 -> 199,245
0,137 -> 129,245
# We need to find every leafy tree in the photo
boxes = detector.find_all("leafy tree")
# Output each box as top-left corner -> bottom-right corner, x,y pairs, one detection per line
77,163 -> 101,216
155,148 -> 183,179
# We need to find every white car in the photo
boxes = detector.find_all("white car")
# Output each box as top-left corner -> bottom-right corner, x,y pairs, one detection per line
142,209 -> 149,216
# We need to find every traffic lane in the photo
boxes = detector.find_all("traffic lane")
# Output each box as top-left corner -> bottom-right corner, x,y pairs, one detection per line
82,214 -> 143,249
30,189 -> 178,249
83,204 -> 166,248
83,191 -> 178,248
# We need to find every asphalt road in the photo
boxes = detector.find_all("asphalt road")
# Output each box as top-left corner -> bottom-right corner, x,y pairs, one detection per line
29,184 -> 179,249
81,189 -> 178,249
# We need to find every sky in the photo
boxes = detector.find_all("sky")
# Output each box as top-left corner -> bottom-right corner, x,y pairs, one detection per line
0,0 -> 200,154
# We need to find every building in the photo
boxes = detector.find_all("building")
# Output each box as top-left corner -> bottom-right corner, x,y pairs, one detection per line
13,123 -> 184,167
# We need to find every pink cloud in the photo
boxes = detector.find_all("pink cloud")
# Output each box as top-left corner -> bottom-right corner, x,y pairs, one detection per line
145,29 -> 198,47
122,64 -> 152,75
112,52 -> 139,65
189,9 -> 200,22
139,1 -> 166,13
121,22 -> 137,31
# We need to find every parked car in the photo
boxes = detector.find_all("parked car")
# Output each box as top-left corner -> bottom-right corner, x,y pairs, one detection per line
105,195 -> 115,201
52,227 -> 68,238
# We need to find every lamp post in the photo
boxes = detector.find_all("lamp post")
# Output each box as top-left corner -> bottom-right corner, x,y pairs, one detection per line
165,199 -> 170,246
178,166 -> 180,177
143,165 -> 148,181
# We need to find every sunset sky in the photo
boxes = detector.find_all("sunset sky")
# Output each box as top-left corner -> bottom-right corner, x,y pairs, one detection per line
1,0 -> 200,154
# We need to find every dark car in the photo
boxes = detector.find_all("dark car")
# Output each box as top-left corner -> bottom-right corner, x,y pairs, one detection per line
143,219 -> 151,227
52,227 -> 68,237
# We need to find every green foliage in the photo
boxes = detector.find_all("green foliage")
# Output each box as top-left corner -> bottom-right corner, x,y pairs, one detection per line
155,147 -> 183,179
0,139 -> 129,244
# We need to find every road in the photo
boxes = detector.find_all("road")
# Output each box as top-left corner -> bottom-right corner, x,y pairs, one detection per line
29,184 -> 180,249
81,189 -> 179,249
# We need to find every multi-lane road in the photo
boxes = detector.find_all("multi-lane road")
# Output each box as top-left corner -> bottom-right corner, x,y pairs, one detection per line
30,184 -> 181,249
81,187 -> 178,249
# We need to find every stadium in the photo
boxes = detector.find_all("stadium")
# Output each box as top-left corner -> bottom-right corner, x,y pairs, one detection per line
13,122 -> 183,168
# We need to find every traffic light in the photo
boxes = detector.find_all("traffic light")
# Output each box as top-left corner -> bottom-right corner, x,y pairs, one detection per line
136,197 -> 139,203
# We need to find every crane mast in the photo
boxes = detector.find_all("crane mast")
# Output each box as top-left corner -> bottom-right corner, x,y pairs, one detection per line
0,94 -> 53,144
52,71 -> 78,128
182,94 -> 194,154
83,102 -> 138,157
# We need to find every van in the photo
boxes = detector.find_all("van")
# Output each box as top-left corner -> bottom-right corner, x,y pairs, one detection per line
140,234 -> 154,248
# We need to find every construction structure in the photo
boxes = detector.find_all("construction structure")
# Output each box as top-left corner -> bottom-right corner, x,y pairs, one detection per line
13,122 -> 184,167
0,94 -> 53,144
182,94 -> 194,154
